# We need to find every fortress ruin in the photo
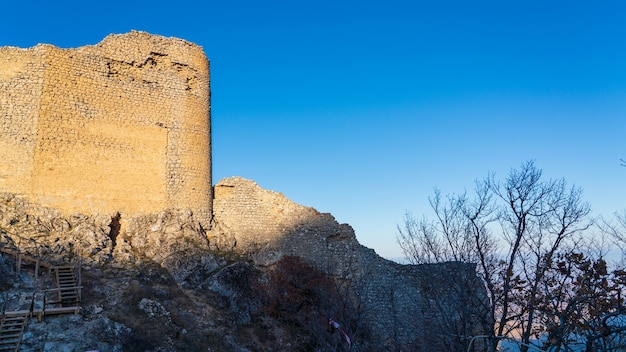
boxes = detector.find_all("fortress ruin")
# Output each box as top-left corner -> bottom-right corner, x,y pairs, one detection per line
0,33 -> 488,350
0,31 -> 212,227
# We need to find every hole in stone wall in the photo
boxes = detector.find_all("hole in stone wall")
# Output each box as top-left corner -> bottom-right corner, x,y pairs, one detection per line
109,213 -> 122,248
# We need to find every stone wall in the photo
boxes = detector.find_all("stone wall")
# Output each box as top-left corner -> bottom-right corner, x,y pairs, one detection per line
211,177 -> 488,350
0,31 -> 212,227
0,31 -> 486,350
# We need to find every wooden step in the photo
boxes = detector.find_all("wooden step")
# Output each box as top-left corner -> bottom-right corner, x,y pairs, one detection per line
1,311 -> 30,319
55,267 -> 78,303
0,312 -> 27,352
44,306 -> 80,315
0,334 -> 21,340
0,345 -> 21,351
0,342 -> 20,350
58,287 -> 78,292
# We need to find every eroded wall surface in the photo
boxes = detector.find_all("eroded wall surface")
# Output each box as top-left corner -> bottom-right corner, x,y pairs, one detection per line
210,177 -> 487,350
0,31 -> 212,227
0,46 -> 45,194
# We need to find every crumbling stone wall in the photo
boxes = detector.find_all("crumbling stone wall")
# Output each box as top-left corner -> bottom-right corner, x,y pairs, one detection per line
211,177 -> 488,350
0,31 -> 212,227
210,176 -> 341,252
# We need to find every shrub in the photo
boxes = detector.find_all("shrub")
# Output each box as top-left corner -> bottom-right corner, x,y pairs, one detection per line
257,256 -> 356,351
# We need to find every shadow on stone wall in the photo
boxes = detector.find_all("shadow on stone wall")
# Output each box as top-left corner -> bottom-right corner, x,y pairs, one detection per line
0,177 -> 489,351
208,177 -> 490,351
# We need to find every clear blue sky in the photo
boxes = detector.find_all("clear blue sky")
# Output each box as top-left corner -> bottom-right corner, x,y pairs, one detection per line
3,1 -> 625,259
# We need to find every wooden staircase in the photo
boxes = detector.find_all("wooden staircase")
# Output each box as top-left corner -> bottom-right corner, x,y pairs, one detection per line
0,234 -> 84,349
0,311 -> 29,352
53,266 -> 80,305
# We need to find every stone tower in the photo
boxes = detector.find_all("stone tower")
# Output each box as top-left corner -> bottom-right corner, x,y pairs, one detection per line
0,31 -> 212,228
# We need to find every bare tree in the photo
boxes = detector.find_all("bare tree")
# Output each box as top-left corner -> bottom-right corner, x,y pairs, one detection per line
492,162 -> 592,351
599,211 -> 626,265
398,161 -> 592,352
398,178 -> 500,350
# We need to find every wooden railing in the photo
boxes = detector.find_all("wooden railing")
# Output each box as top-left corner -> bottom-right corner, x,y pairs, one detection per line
0,232 -> 83,351
0,234 -> 83,317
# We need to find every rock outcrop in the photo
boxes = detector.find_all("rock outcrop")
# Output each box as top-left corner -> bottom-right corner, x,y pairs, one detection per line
0,192 -> 215,286
0,178 -> 486,351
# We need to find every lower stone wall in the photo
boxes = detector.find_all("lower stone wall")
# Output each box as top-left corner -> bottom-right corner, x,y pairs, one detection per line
210,176 -> 488,350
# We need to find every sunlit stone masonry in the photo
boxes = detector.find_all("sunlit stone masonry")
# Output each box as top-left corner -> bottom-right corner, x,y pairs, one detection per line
0,31 -> 212,228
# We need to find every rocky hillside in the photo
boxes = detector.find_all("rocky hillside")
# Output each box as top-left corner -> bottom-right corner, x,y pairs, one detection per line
0,177 -> 487,351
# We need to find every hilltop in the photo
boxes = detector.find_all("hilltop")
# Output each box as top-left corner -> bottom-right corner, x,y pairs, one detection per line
0,177 -> 485,351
